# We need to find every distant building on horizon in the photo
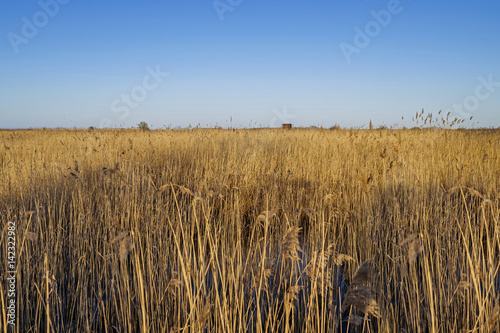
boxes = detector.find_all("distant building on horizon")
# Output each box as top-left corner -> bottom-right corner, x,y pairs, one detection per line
282,123 -> 292,129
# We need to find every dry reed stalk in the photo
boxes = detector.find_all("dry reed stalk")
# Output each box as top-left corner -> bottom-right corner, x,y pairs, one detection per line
305,245 -> 335,295
132,244 -> 149,332
44,253 -> 52,332
0,282 -> 6,333
23,211 -> 35,218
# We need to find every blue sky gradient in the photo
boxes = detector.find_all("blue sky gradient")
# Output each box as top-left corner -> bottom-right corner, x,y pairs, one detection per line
1,0 -> 499,128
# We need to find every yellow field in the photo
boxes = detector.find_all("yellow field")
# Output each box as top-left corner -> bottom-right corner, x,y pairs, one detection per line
1,128 -> 499,332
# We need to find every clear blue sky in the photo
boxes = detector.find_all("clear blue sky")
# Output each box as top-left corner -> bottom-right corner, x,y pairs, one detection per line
1,0 -> 499,129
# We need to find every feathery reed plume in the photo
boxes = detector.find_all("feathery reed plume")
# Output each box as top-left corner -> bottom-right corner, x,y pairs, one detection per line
111,231 -> 129,244
467,187 -> 484,199
24,231 -> 38,242
257,209 -> 279,223
154,184 -> 169,197
444,186 -> 459,199
174,184 -> 193,196
486,305 -> 500,331
408,238 -> 423,264
358,169 -> 373,192
112,215 -> 121,232
333,254 -> 355,266
342,260 -> 381,318
252,268 -> 272,292
286,284 -> 301,303
400,234 -> 423,264
301,208 -> 317,219
324,193 -> 335,202
102,163 -> 124,177
350,260 -> 373,288
399,234 -> 418,247
167,278 -> 183,294
179,186 -> 193,196
346,314 -> 364,326
454,280 -> 471,300
197,303 -> 213,330
193,192 -> 204,204
282,226 -> 302,262
343,288 -> 381,318
285,284 -> 302,332
380,147 -> 387,159
119,236 -> 134,262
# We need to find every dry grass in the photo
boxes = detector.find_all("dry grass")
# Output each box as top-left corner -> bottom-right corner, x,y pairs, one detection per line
0,127 -> 499,332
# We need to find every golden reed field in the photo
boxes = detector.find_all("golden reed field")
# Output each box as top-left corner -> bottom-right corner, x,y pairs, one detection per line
1,127 -> 499,332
